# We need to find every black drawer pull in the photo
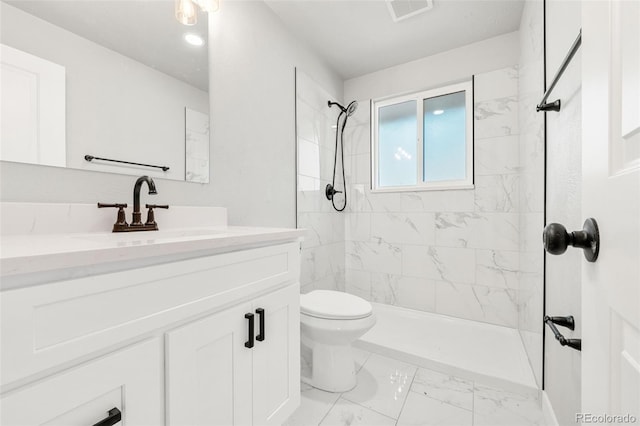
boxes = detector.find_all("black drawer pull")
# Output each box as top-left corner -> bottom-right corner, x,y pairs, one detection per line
245,313 -> 254,348
256,308 -> 265,342
92,407 -> 122,426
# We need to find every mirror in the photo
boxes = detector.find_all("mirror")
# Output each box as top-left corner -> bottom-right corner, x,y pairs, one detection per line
0,0 -> 210,183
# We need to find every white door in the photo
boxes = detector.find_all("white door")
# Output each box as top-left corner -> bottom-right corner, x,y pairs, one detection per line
165,303 -> 253,426
252,283 -> 300,426
0,338 -> 163,426
582,0 -> 640,420
0,44 -> 66,167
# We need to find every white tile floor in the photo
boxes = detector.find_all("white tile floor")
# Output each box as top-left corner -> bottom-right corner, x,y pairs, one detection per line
285,348 -> 545,426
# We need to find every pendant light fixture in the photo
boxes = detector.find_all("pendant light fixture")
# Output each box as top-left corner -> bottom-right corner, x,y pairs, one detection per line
175,0 -> 220,26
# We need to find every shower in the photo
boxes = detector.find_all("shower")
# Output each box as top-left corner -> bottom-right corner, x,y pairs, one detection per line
326,100 -> 358,212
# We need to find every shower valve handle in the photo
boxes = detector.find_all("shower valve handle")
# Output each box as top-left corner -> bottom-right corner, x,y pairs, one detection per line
325,184 -> 342,200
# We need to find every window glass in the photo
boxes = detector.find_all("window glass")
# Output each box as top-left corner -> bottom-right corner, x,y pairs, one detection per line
378,100 -> 417,187
423,91 -> 466,182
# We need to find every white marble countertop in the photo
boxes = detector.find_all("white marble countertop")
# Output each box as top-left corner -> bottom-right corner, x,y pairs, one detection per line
0,226 -> 305,278
0,203 -> 305,283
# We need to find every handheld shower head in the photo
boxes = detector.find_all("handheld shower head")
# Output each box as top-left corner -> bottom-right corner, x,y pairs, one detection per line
346,101 -> 358,117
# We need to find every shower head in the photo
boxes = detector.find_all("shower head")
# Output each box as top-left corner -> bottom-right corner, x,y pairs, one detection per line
345,101 -> 358,117
328,100 -> 358,117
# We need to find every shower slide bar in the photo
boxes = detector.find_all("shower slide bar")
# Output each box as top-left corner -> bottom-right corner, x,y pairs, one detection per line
84,155 -> 170,172
537,29 -> 582,112
544,315 -> 581,351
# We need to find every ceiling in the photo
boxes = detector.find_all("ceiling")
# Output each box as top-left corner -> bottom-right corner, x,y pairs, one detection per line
6,0 -> 209,91
264,0 -> 525,79
6,0 -> 524,88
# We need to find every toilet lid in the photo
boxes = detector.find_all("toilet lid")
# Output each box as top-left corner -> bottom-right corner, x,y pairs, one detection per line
300,290 -> 373,320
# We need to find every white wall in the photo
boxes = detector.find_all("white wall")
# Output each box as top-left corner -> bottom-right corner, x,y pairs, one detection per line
1,3 -> 209,182
0,1 -> 343,228
344,31 -> 520,101
544,0 -> 583,423
205,1 -> 342,227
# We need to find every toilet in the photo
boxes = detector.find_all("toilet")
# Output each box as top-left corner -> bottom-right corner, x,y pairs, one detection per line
300,290 -> 376,392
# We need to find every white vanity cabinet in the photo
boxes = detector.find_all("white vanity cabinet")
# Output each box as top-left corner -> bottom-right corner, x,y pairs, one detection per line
1,233 -> 303,426
166,283 -> 300,426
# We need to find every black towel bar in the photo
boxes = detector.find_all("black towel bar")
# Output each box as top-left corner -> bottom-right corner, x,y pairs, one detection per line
85,155 -> 169,172
537,30 -> 582,112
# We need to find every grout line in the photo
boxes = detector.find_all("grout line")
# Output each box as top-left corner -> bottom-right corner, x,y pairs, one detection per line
316,393 -> 341,426
471,379 -> 476,426
394,364 -> 419,425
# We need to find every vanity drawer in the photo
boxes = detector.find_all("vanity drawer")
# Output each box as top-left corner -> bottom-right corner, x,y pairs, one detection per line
1,338 -> 163,426
1,242 -> 300,387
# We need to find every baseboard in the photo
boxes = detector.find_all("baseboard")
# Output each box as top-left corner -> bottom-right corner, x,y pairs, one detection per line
542,390 -> 560,426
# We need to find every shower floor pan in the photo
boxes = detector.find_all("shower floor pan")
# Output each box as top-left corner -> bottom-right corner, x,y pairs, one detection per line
355,302 -> 538,394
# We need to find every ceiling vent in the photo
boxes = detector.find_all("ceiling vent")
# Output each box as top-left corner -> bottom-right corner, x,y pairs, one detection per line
385,0 -> 434,22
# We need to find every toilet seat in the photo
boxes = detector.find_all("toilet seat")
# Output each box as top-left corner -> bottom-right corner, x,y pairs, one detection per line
300,290 -> 372,320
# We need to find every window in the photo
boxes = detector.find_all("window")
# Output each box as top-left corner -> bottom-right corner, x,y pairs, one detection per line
372,80 -> 473,191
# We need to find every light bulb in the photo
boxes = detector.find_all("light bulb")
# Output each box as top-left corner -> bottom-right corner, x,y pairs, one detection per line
176,0 -> 197,25
193,0 -> 220,13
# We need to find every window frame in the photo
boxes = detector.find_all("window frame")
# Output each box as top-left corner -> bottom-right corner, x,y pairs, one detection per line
371,80 -> 474,192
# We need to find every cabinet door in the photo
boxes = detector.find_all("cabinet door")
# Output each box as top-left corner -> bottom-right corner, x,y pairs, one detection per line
252,283 -> 300,426
0,338 -> 163,426
166,303 -> 253,426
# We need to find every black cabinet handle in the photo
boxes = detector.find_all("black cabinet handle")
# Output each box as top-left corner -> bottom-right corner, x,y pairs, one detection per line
256,308 -> 265,342
92,408 -> 122,426
245,313 -> 254,348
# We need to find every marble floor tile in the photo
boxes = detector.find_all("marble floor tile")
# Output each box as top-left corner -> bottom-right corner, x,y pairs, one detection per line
342,353 -> 417,419
319,398 -> 396,426
397,392 -> 473,426
289,343 -> 543,426
473,383 -> 544,426
410,368 -> 473,410
284,382 -> 340,426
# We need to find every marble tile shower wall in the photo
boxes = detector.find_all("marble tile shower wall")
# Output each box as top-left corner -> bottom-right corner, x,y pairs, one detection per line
342,67 -> 522,328
296,71 -> 345,294
517,0 -> 545,387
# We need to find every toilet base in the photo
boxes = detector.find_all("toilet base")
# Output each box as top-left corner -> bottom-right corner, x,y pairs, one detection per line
302,342 -> 357,393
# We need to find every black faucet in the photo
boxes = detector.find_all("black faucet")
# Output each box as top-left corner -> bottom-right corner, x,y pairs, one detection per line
98,176 -> 167,232
131,176 -> 157,226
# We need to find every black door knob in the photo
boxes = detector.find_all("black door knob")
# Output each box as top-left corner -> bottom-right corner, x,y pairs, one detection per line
543,218 -> 599,262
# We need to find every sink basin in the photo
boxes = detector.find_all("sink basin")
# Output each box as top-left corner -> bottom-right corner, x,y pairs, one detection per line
71,228 -> 229,243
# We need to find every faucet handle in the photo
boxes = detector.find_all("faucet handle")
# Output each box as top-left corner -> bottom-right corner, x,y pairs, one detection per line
97,203 -> 129,231
98,203 -> 127,209
145,204 -> 169,227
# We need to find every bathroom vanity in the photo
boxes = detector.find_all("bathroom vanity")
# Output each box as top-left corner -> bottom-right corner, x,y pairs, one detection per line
0,203 -> 304,426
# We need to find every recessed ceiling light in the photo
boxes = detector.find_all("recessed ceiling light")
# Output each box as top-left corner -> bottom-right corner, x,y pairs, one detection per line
184,33 -> 204,46
433,109 -> 444,115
